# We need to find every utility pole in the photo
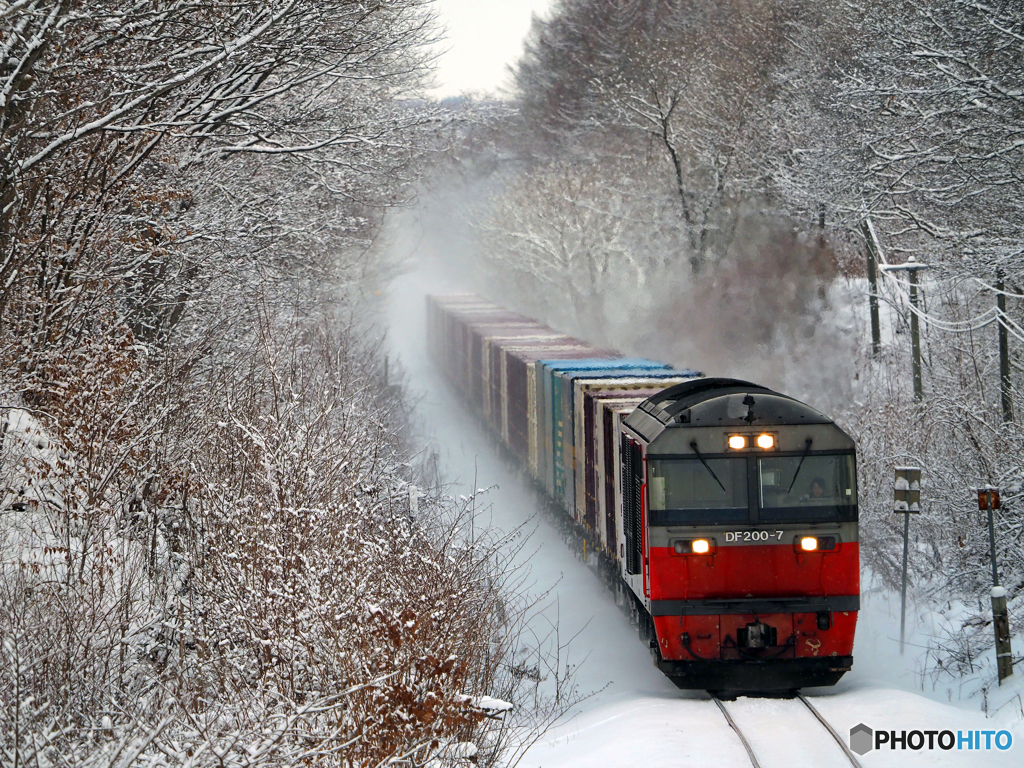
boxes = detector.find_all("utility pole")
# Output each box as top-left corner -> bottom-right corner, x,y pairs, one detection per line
978,487 -> 1014,684
909,264 -> 923,402
894,467 -> 921,655
861,219 -> 883,357
996,269 -> 1013,424
882,257 -> 930,402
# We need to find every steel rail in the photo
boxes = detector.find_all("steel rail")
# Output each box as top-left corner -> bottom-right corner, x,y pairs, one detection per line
710,694 -> 762,768
797,693 -> 863,768
710,692 -> 862,768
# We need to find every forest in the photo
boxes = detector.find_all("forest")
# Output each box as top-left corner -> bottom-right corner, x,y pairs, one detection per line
1,1 -> 1022,766
0,2 -> 547,766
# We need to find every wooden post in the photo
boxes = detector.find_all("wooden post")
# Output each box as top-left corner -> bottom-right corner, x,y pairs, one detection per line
880,255 -> 930,402
996,269 -> 1013,424
992,588 -> 1014,684
908,265 -> 923,402
861,220 -> 883,357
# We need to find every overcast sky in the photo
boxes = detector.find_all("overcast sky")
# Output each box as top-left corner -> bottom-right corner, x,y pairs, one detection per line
429,0 -> 554,98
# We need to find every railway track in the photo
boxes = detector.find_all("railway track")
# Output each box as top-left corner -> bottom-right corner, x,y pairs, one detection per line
711,692 -> 863,768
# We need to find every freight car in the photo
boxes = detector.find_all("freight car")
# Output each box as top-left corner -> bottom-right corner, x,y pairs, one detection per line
427,294 -> 859,692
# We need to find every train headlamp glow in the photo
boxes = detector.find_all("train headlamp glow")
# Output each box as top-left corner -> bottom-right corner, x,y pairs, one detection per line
728,435 -> 747,450
672,538 -> 714,555
756,433 -> 775,449
793,535 -> 838,553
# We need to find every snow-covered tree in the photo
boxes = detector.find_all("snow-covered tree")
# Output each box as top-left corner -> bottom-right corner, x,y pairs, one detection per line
0,3 -> 564,765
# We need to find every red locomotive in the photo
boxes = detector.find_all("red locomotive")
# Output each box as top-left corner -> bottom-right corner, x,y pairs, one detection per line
428,295 -> 859,691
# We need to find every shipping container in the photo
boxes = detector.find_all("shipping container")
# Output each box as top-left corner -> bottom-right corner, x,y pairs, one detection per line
485,331 -> 553,442
582,390 -> 662,545
427,295 -> 486,382
450,305 -> 522,398
540,360 -> 674,515
501,336 -> 574,460
532,349 -> 609,494
570,372 -> 694,524
504,340 -> 593,476
471,322 -> 548,434
573,376 -> 692,528
431,297 -> 503,394
466,319 -> 536,417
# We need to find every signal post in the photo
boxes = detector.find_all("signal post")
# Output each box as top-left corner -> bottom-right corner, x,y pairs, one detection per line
978,487 -> 1014,684
894,467 -> 922,655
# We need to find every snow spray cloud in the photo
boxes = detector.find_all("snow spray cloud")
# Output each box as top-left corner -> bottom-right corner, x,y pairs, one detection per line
470,159 -> 864,415
379,147 -> 862,419
372,158 -> 501,382
636,209 -> 862,412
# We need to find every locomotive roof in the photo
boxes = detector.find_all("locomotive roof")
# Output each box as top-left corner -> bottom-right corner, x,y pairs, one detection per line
624,377 -> 836,442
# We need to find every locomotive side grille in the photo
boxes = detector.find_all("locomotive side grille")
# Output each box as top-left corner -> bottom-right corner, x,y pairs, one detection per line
632,441 -> 643,575
622,435 -> 637,574
623,436 -> 643,575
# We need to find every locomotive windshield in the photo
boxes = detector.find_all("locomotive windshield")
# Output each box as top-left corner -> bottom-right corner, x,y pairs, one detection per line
758,453 -> 857,521
647,458 -> 748,524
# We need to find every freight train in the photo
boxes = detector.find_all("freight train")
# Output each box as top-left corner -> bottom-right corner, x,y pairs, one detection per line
427,294 -> 859,692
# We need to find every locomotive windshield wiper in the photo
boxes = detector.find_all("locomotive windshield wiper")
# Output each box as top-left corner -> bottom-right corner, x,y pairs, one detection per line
787,438 -> 814,493
689,441 -> 726,493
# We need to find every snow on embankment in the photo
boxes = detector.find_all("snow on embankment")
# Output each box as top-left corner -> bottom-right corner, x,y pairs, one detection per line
0,407 -> 66,572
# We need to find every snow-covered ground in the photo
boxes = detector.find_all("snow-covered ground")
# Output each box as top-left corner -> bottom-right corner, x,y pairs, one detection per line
530,686 -> 1022,768
385,252 -> 1024,767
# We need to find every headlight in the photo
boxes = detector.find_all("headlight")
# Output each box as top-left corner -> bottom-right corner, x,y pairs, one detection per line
756,433 -> 775,449
795,536 -> 837,552
728,435 -> 747,450
672,538 -> 715,555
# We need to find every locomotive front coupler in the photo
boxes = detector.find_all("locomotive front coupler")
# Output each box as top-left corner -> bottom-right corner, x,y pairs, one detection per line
738,619 -> 778,650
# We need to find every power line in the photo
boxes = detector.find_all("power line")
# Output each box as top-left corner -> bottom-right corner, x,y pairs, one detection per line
997,311 -> 1024,347
875,265 -> 1018,336
972,278 -> 1024,300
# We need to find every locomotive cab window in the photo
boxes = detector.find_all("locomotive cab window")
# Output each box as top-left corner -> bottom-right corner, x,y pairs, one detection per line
758,453 -> 857,521
648,458 -> 747,524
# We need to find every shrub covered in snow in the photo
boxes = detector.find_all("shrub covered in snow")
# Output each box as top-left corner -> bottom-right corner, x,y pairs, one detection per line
0,2 -> 559,765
